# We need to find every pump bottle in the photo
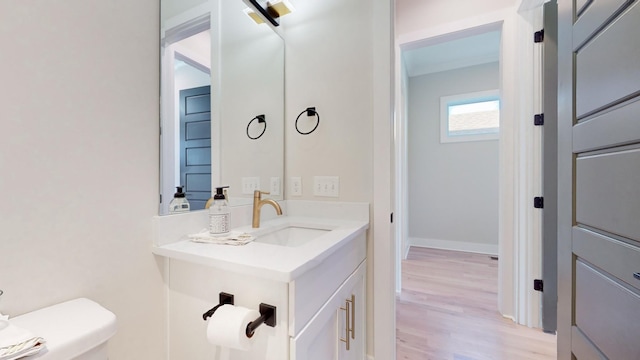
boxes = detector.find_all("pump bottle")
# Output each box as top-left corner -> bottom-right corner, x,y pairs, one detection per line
209,186 -> 230,235
169,186 -> 190,214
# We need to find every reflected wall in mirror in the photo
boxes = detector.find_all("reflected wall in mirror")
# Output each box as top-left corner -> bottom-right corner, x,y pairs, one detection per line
160,0 -> 285,215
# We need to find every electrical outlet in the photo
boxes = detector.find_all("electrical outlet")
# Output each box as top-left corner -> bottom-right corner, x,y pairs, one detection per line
313,176 -> 339,197
242,177 -> 260,194
270,177 -> 281,196
290,177 -> 302,196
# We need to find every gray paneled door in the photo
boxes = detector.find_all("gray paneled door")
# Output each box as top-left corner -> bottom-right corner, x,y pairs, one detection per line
180,85 -> 211,210
558,0 -> 640,358
541,0 -> 558,335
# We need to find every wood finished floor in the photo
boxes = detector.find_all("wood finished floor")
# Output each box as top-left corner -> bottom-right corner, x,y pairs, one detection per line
396,247 -> 557,360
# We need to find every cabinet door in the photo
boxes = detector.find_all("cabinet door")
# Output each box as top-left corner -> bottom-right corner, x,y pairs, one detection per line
337,268 -> 365,360
291,261 -> 367,360
290,292 -> 341,360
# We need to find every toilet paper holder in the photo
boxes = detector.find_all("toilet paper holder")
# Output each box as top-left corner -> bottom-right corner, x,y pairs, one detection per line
202,293 -> 277,338
202,292 -> 235,321
246,303 -> 277,338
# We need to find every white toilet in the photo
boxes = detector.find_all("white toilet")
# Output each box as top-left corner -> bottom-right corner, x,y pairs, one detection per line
10,298 -> 117,359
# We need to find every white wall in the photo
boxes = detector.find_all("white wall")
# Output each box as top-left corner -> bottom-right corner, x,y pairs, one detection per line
408,63 -> 499,254
284,0 -> 373,203
396,0 -> 515,36
282,0 -> 376,355
0,1 -> 166,359
161,0 -> 208,28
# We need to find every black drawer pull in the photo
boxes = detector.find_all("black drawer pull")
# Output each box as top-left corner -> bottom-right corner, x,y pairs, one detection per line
634,273 -> 640,281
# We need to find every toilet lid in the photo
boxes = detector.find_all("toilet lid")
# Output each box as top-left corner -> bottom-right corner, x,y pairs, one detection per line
10,298 -> 116,359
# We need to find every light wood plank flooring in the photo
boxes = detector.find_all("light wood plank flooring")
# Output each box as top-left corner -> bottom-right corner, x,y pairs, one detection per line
396,247 -> 557,360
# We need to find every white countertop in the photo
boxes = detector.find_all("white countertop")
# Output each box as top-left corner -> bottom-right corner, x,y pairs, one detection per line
152,216 -> 368,282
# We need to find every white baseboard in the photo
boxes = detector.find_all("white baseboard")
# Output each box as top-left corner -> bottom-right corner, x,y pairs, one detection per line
409,237 -> 498,255
403,242 -> 410,259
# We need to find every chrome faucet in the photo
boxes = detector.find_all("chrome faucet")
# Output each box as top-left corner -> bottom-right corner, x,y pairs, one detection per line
252,190 -> 283,228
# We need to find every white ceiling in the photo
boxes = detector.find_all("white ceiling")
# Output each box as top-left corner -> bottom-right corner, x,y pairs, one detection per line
174,30 -> 211,69
402,30 -> 501,77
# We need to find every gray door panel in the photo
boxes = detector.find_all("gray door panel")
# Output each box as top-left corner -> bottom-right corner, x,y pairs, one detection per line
573,0 -> 630,47
575,2 -> 640,118
180,85 -> 211,210
573,98 -> 640,152
576,148 -> 640,242
573,227 -> 640,292
575,260 -> 640,359
571,326 -> 608,360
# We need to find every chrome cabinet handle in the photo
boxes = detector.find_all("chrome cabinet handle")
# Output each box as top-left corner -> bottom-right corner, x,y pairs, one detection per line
340,299 -> 351,350
339,294 -> 356,350
349,294 -> 355,340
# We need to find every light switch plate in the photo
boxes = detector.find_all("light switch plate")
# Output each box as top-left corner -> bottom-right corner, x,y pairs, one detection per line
270,177 -> 281,196
313,176 -> 339,197
290,177 -> 302,196
242,177 -> 260,194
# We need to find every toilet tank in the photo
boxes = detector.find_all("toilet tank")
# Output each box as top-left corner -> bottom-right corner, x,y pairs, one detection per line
10,298 -> 117,359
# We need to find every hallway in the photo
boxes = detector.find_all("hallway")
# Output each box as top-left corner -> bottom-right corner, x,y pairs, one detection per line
396,247 -> 556,360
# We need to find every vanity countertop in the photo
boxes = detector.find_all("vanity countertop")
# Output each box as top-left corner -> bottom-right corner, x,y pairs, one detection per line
152,216 -> 368,282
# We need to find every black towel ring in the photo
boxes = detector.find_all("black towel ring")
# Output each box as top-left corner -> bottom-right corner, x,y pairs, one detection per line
295,107 -> 320,135
247,114 -> 267,140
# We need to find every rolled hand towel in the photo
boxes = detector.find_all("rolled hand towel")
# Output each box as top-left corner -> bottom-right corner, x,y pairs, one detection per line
188,230 -> 255,245
0,320 -> 46,360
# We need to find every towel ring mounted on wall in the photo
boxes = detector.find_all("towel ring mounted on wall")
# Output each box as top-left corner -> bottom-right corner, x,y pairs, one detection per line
295,107 -> 320,135
247,114 -> 267,140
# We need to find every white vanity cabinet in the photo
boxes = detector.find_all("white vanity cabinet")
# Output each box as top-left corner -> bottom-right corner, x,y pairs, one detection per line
290,261 -> 366,360
153,212 -> 370,360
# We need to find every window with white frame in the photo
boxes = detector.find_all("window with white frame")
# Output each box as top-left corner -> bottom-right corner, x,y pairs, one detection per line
440,90 -> 500,143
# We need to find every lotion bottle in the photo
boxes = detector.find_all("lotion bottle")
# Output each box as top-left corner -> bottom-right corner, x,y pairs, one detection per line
169,186 -> 190,214
209,186 -> 230,236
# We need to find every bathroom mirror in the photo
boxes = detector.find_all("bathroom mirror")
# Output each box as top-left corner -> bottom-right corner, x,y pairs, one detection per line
159,0 -> 285,215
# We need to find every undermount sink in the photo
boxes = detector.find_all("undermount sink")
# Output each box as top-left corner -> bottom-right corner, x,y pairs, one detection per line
254,226 -> 331,247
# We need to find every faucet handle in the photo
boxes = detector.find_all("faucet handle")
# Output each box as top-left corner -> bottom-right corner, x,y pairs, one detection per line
254,190 -> 270,197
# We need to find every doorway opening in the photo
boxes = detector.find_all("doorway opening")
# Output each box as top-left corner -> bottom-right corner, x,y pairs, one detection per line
386,4 -> 554,357
394,24 -> 514,354
396,22 -> 503,290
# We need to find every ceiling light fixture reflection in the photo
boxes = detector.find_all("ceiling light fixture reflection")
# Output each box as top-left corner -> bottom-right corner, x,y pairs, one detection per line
243,8 -> 265,24
245,0 -> 295,27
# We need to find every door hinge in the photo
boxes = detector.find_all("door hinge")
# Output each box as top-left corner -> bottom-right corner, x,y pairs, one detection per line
160,194 -> 162,203
534,197 -> 544,209
534,279 -> 544,292
390,212 -> 394,223
534,113 -> 544,126
534,29 -> 544,43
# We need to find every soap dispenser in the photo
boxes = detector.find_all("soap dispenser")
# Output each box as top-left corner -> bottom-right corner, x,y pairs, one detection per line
169,186 -> 190,214
209,186 -> 230,236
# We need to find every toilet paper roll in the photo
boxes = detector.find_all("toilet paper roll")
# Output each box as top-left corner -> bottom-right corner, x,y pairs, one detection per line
206,304 -> 260,351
